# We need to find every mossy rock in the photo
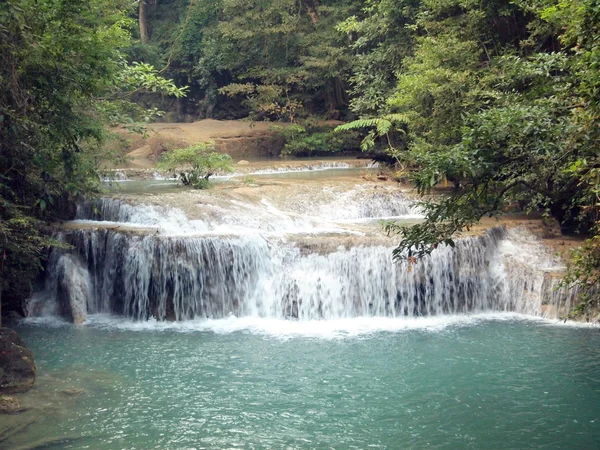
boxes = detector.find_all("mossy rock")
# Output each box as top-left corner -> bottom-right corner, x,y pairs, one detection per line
0,328 -> 36,394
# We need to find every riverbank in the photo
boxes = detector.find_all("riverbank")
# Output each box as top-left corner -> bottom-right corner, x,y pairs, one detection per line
103,119 -> 352,170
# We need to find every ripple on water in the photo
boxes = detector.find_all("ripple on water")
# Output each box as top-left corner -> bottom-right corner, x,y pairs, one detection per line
8,316 -> 600,449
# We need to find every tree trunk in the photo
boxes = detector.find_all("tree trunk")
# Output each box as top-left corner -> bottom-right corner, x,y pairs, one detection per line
334,75 -> 348,107
139,0 -> 149,43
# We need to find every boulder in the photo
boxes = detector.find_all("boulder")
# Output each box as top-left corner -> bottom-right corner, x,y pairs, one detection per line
0,328 -> 36,394
237,160 -> 250,166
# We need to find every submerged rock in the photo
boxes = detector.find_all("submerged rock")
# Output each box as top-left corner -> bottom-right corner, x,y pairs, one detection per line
60,388 -> 86,396
28,254 -> 90,324
0,395 -> 26,414
0,328 -> 36,393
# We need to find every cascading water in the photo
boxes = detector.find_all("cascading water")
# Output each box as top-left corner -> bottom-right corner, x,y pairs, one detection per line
305,187 -> 423,221
28,252 -> 91,324
30,189 -> 574,322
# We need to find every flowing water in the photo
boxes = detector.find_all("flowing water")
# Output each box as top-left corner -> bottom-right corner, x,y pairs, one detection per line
29,184 -> 573,322
12,172 -> 600,449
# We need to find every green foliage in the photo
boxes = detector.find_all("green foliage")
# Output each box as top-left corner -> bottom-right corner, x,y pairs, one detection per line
350,2 -> 586,254
338,1 -> 419,117
273,123 -> 360,156
561,236 -> 600,320
213,0 -> 359,120
157,143 -> 234,188
140,0 -> 362,120
0,0 -> 185,316
335,114 -> 409,154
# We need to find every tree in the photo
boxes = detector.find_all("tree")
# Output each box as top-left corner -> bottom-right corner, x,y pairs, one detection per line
206,0 -> 361,120
330,0 -> 600,316
0,0 -> 186,322
157,142 -> 234,188
139,0 -> 149,43
336,0 -> 419,117
381,1 -> 595,260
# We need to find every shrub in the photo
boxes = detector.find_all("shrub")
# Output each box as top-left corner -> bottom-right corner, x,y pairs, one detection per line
157,142 -> 234,189
272,124 -> 361,156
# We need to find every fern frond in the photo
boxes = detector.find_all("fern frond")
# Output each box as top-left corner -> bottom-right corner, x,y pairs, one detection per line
382,113 -> 410,123
335,118 -> 379,131
360,130 -> 376,151
376,119 -> 392,135
335,114 -> 410,133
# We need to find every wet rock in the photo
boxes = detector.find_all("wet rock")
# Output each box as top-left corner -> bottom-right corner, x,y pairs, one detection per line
0,328 -> 36,394
0,395 -> 26,414
57,254 -> 89,324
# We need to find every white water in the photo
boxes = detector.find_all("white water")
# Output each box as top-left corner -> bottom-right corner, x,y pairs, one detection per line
22,313 -> 594,341
30,192 -> 574,323
74,186 -> 423,236
28,254 -> 91,324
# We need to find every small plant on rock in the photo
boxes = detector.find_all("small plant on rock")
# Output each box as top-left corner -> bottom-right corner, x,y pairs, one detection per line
240,176 -> 257,185
157,142 -> 234,189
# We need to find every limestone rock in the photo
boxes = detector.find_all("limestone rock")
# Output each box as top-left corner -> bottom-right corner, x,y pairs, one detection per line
57,254 -> 89,324
0,395 -> 26,414
0,328 -> 36,394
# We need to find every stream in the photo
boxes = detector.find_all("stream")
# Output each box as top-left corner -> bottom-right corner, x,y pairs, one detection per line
6,165 -> 600,449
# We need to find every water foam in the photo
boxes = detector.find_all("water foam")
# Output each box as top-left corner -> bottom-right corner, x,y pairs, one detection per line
29,225 -> 576,324
74,189 -> 422,237
45,312 -> 591,339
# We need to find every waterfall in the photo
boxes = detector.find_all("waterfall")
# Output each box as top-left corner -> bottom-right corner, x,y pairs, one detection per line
30,223 -> 572,322
74,187 -> 423,234
28,253 -> 91,324
313,188 -> 422,220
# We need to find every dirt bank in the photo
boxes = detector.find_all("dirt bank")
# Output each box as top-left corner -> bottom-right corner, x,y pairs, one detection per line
105,119 -> 287,169
105,119 -> 350,170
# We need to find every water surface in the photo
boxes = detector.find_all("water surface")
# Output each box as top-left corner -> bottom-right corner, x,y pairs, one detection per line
6,315 -> 600,449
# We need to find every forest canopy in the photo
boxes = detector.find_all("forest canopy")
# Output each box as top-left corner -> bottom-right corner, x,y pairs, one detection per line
1,0 -> 600,316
